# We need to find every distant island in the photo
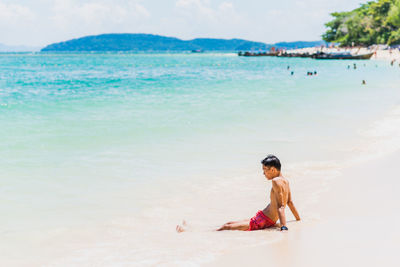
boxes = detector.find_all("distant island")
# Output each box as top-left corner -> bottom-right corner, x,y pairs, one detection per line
41,33 -> 326,52
323,0 -> 400,46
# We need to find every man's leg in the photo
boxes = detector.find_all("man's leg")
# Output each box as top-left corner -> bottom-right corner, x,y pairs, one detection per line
217,219 -> 250,231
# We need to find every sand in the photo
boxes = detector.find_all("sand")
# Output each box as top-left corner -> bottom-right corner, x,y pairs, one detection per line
205,150 -> 400,267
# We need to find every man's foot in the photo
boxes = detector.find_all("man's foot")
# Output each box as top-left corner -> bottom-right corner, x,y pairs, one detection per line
176,220 -> 187,233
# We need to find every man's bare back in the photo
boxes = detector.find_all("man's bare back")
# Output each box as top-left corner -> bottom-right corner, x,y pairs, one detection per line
262,176 -> 300,228
176,155 -> 300,233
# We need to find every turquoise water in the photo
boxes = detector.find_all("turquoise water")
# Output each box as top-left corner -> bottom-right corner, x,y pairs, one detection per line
1,53 -> 400,265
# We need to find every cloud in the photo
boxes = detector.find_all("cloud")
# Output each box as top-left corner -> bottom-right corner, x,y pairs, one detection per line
175,0 -> 242,23
0,1 -> 35,24
0,1 -> 38,46
219,2 -> 233,11
175,0 -> 214,19
0,0 -> 365,46
0,0 -> 153,46
172,0 -> 247,40
51,0 -> 150,29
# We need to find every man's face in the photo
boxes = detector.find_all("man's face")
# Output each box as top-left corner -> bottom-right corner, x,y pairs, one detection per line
262,165 -> 275,180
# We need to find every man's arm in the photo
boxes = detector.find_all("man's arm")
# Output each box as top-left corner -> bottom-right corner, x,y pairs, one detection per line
287,192 -> 301,221
272,180 -> 287,228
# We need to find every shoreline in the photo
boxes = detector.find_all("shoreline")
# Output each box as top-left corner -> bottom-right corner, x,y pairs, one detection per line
206,149 -> 400,266
286,47 -> 400,61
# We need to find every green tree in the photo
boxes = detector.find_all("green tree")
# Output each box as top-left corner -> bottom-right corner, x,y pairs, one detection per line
323,0 -> 400,46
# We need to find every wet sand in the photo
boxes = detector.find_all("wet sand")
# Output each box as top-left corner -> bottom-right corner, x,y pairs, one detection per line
206,150 -> 400,267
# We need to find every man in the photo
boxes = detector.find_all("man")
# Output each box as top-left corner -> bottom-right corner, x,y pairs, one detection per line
217,155 -> 300,231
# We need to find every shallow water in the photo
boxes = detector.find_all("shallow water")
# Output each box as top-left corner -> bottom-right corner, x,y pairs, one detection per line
0,53 -> 400,265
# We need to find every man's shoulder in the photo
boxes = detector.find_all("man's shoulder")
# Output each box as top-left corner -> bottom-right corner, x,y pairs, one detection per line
271,177 -> 289,189
272,176 -> 288,184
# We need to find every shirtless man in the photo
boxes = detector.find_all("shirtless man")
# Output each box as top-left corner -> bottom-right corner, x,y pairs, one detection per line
216,155 -> 300,231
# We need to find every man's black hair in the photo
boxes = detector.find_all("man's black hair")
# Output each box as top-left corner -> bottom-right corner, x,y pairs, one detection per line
261,154 -> 281,171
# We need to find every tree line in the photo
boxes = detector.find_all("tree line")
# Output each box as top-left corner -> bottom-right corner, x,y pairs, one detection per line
323,0 -> 400,46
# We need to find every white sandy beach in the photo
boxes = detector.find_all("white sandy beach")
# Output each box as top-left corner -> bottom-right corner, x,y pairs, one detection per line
204,101 -> 400,267
206,149 -> 400,267
287,47 -> 400,61
203,64 -> 400,266
203,73 -> 400,266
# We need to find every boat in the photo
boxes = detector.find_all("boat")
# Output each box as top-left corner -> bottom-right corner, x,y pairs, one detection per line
312,51 -> 373,60
238,51 -> 279,57
278,52 -> 313,58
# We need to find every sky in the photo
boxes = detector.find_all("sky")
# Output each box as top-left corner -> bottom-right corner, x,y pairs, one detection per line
0,0 -> 364,47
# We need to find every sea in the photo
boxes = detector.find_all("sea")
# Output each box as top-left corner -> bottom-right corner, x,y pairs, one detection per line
1,52 -> 400,266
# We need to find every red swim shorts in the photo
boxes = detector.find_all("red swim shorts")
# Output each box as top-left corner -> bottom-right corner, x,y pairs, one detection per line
248,210 -> 276,231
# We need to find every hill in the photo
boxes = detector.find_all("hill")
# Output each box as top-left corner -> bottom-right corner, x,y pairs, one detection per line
41,34 -> 269,52
41,33 -> 326,52
273,41 -> 328,49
